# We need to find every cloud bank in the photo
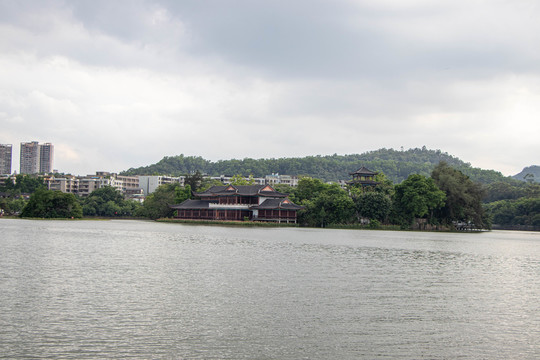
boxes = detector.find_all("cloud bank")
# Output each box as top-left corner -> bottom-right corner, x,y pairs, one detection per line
1,0 -> 539,176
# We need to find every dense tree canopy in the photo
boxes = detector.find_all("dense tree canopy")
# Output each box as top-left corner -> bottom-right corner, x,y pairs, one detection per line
485,198 -> 540,226
21,189 -> 82,218
120,148 -> 508,184
139,183 -> 185,219
229,174 -> 256,185
184,171 -> 204,191
353,192 -> 392,223
484,181 -> 540,203
290,177 -> 330,204
483,176 -> 540,227
81,186 -> 140,217
0,197 -> 27,216
292,178 -> 355,227
392,174 -> 446,226
431,162 -> 487,227
0,174 -> 45,194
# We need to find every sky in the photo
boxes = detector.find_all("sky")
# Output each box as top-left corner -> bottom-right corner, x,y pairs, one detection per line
1,0 -> 539,176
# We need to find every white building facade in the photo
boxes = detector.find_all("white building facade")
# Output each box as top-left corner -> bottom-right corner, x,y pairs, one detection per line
138,175 -> 184,195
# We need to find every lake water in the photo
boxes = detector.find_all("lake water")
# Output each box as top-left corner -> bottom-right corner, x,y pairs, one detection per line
1,219 -> 539,359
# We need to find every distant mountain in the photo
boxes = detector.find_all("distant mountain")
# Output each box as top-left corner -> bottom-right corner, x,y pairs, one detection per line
513,166 -> 540,183
121,147 -> 508,184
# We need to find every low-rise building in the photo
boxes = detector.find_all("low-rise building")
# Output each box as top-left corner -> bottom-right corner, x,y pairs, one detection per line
171,184 -> 303,223
44,175 -> 79,194
209,175 -> 266,185
117,175 -> 140,193
138,175 -> 184,195
265,173 -> 299,187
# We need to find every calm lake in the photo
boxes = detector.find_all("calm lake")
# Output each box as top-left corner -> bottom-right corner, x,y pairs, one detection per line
1,219 -> 539,359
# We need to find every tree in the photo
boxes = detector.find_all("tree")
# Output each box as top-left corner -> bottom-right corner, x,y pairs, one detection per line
431,162 -> 487,227
184,171 -> 204,191
373,172 -> 395,196
393,174 -> 446,226
289,177 -> 329,204
0,175 -> 45,194
485,198 -> 540,226
175,184 -> 192,203
103,200 -> 122,217
272,183 -> 294,194
296,182 -> 355,227
21,189 -> 82,218
353,192 -> 392,223
229,174 -> 256,185
81,186 -> 140,217
139,183 -> 179,219
0,196 -> 27,216
198,178 -> 224,192
0,177 -> 15,192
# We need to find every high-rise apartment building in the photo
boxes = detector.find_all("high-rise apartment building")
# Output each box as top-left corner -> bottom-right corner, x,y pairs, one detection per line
20,141 -> 40,174
20,141 -> 54,174
39,143 -> 54,173
0,144 -> 12,175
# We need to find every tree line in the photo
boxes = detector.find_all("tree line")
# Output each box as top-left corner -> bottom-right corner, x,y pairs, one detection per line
2,162 -> 538,228
285,162 -> 487,229
120,147 -> 508,184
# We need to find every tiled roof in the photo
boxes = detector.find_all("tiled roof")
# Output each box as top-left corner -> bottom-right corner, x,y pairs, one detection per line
250,198 -> 304,210
195,184 -> 287,197
170,199 -> 211,209
349,166 -> 378,176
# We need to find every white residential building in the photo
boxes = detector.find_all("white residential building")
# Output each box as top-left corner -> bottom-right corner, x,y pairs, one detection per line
45,172 -> 146,199
45,175 -> 79,194
138,175 -> 185,195
209,175 -> 266,185
264,173 -> 299,187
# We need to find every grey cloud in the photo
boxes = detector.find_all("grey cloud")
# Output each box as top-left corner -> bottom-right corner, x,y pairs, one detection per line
1,0 -> 539,176
159,0 -> 540,80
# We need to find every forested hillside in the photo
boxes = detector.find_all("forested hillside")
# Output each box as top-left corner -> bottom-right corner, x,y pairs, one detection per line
121,147 -> 507,184
512,165 -> 540,183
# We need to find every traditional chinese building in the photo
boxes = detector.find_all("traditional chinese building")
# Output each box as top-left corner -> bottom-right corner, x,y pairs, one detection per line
347,166 -> 379,187
170,184 -> 303,223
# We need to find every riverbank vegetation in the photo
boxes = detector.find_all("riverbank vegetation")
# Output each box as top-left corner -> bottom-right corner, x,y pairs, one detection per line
2,161 -> 539,230
20,189 -> 82,219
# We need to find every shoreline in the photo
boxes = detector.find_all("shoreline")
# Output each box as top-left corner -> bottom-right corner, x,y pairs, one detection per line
0,216 -> 503,232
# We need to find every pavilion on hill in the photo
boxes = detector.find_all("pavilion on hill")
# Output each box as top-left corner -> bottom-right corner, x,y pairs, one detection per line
347,166 -> 379,187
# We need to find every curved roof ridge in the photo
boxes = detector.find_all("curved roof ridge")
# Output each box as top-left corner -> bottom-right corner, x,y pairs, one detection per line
350,166 -> 378,175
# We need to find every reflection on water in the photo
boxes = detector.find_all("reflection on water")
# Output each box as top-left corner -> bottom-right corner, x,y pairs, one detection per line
1,219 -> 539,359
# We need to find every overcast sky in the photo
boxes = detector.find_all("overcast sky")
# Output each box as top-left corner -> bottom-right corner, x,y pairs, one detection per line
1,0 -> 539,176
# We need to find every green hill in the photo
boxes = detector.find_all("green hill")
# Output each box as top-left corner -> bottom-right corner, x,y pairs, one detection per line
513,165 -> 540,183
121,147 -> 507,184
